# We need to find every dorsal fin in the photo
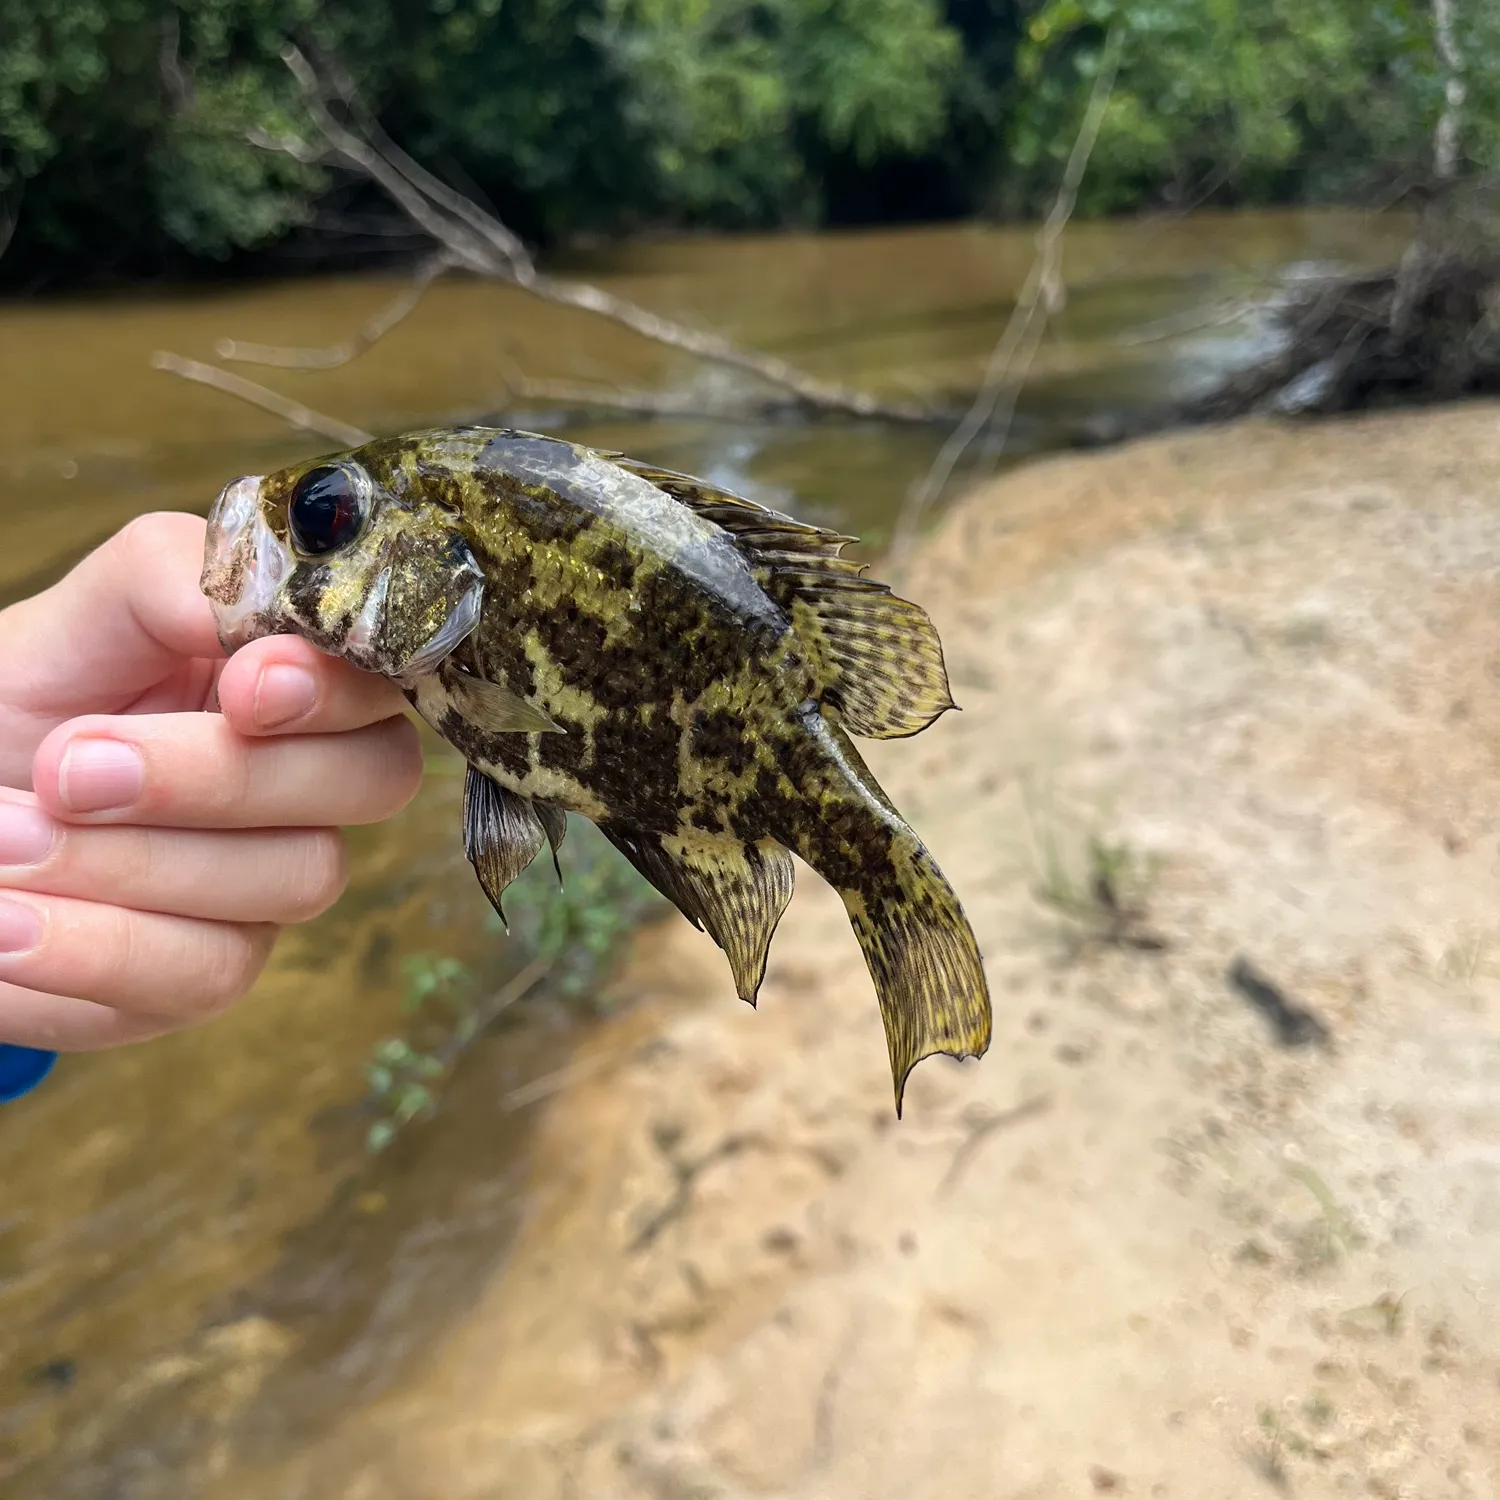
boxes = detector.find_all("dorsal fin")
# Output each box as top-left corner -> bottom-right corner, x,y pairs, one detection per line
609,458 -> 955,740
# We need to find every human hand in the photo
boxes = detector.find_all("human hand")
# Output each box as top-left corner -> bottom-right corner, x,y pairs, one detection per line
0,512 -> 423,1051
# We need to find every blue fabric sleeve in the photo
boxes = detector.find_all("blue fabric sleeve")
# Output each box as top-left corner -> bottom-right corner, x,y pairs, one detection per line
0,1045 -> 57,1102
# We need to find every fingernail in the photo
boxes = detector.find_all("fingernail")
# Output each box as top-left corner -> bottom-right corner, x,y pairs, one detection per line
254,665 -> 318,729
0,803 -> 55,866
58,739 -> 145,814
0,898 -> 42,954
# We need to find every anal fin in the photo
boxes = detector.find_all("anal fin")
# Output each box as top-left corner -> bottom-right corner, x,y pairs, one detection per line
600,827 -> 794,1004
463,765 -> 545,926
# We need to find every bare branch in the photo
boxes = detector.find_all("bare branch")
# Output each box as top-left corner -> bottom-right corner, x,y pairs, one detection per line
314,47 -> 531,272
159,13 -> 192,112
432,952 -> 554,1067
245,125 -> 327,165
150,351 -> 373,447
497,359 -> 761,420
257,44 -> 945,426
521,269 -> 940,422
938,1095 -> 1052,1197
1392,1 -> 1470,332
889,29 -> 1122,569
215,252 -> 454,368
277,45 -> 497,274
1116,296 -> 1258,347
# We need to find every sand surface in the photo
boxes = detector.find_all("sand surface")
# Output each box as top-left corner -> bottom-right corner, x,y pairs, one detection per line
220,405 -> 1500,1499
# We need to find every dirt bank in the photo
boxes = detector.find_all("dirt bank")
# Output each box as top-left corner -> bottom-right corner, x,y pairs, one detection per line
226,404 -> 1500,1499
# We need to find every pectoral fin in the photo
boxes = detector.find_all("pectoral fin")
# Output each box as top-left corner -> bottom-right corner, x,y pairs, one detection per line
443,662 -> 563,734
600,827 -> 794,1004
463,766 -> 546,926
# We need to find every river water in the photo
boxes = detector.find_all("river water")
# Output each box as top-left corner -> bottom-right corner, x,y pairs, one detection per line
0,210 -> 1409,1495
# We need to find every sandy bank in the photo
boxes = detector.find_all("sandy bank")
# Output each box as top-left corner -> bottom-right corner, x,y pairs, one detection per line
234,404 -> 1500,1499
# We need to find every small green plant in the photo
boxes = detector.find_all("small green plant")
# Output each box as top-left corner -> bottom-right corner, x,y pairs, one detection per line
496,821 -> 662,1008
363,818 -> 661,1153
1288,1164 -> 1365,1269
365,1037 -> 445,1153
1281,615 -> 1331,652
1255,1405 -> 1313,1486
1023,781 -> 1165,952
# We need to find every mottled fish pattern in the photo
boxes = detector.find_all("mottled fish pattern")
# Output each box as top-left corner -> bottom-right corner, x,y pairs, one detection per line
201,426 -> 991,1109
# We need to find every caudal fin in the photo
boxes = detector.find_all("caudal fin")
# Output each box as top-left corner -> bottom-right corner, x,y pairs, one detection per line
840,832 -> 992,1114
790,723 -> 992,1112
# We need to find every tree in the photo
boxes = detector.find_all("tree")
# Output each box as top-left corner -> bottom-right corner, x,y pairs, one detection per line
1008,0 -> 1500,214
0,0 -> 968,285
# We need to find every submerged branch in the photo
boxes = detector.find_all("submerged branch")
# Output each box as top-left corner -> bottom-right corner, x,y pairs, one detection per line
889,29 -> 1121,569
497,359 -> 766,421
215,252 -> 454,369
151,351 -> 373,447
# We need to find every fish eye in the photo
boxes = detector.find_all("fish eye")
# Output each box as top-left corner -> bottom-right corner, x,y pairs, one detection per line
287,465 -> 369,556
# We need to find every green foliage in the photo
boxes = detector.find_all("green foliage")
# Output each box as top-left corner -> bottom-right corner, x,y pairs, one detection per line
1012,0 -> 1500,213
0,0 -> 971,278
363,818 -> 660,1154
365,1033 -> 446,1154
152,69 -> 324,256
7,0 -> 1500,281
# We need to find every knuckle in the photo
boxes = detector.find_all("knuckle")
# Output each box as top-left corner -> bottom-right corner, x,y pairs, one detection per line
111,512 -> 159,568
291,830 -> 349,918
378,718 -> 426,810
194,924 -> 271,1015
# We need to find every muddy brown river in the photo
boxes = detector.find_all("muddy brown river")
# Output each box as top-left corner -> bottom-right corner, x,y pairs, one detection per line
0,211 -> 1410,1495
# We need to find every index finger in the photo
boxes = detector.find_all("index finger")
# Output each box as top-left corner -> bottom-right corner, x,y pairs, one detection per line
215,634 -> 410,736
0,513 -> 221,723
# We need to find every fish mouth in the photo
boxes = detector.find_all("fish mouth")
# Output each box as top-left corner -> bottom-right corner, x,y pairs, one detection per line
199,475 -> 293,654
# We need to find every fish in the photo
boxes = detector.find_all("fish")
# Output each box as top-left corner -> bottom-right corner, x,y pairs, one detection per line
200,426 -> 991,1109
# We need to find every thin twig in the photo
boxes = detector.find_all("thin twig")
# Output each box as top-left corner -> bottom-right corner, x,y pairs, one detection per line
215,251 -> 454,368
500,1051 -> 616,1113
889,28 -> 1122,570
276,46 -> 498,274
805,1313 -> 865,1474
938,1095 -> 1052,1196
320,48 -> 530,272
1116,296 -> 1259,347
497,356 -> 798,421
434,952 -> 555,1067
150,351 -> 373,446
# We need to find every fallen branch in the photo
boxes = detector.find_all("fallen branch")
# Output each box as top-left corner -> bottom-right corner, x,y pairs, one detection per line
938,1095 -> 1052,1197
150,351 -> 372,446
888,28 -> 1122,569
245,44 -> 943,427
497,356 -> 810,422
215,251 -> 454,369
1187,253 -> 1500,420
